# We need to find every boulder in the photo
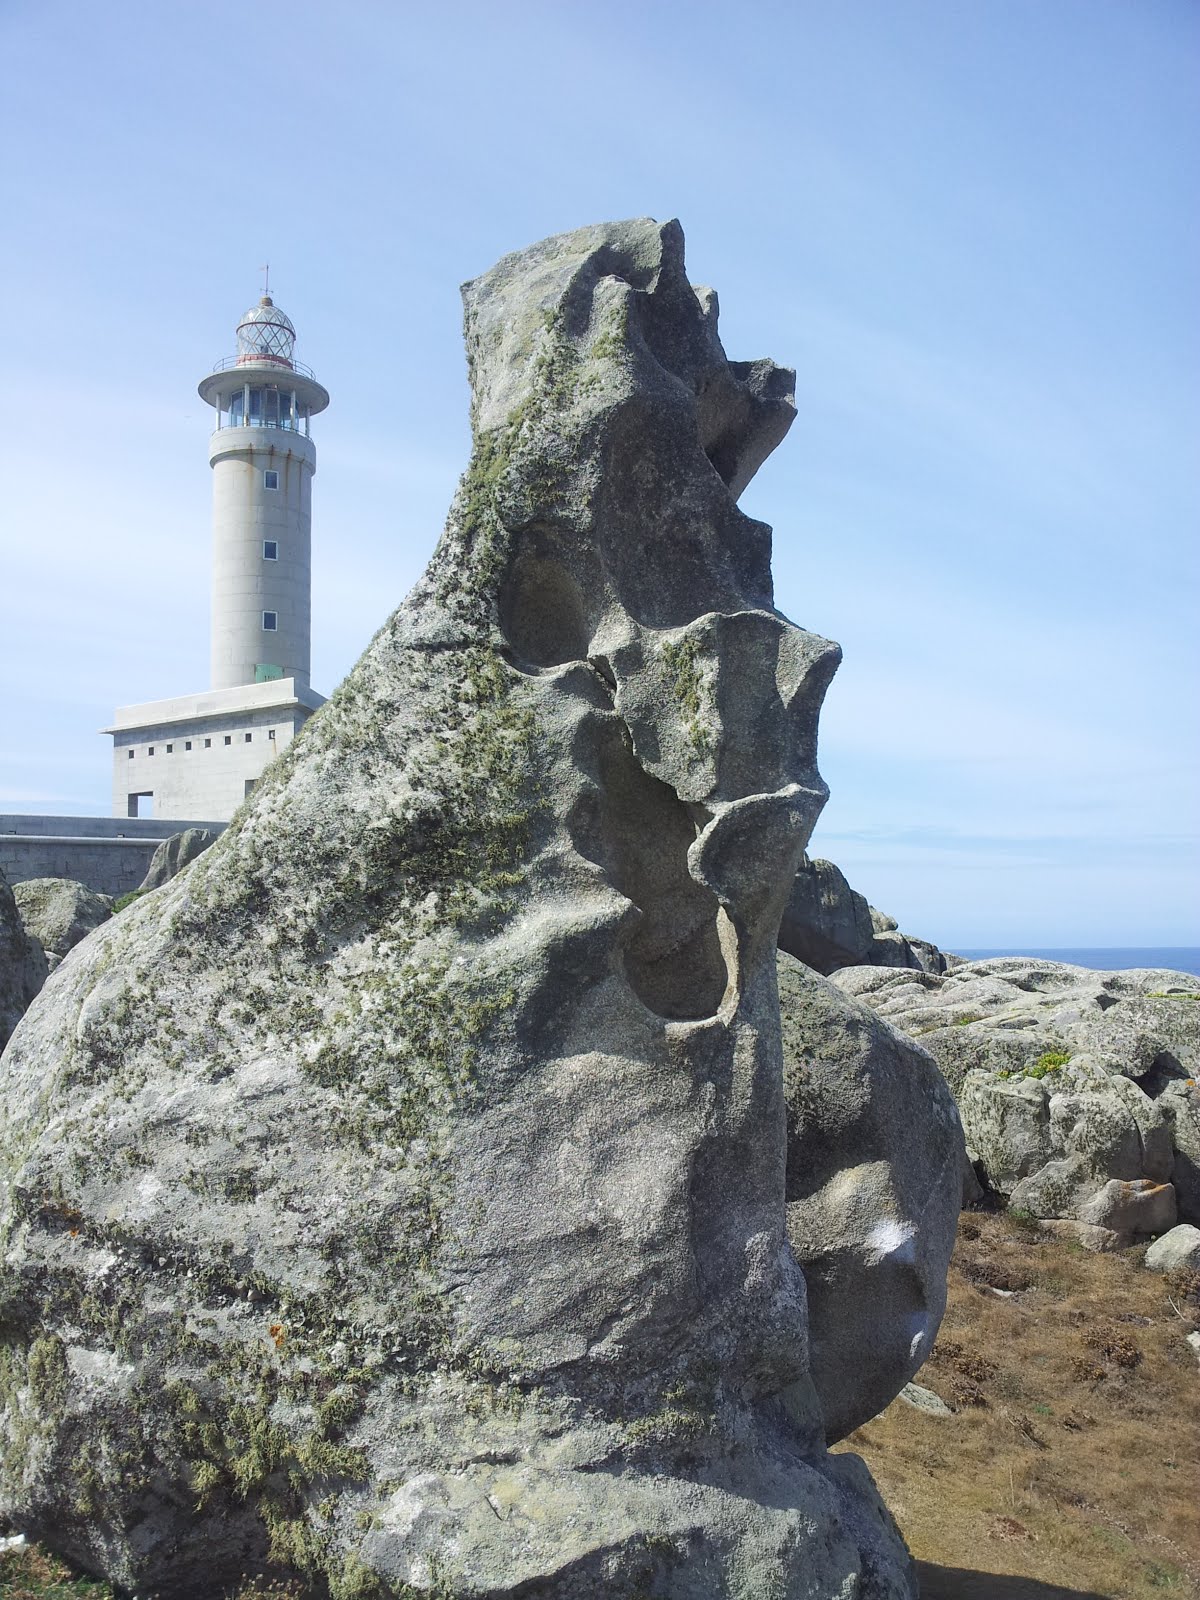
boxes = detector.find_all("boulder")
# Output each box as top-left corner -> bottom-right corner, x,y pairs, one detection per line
1077,1179 -> 1176,1237
957,1073 -> 1053,1193
834,959 -> 1200,1224
12,878 -> 111,962
898,1382 -> 952,1417
777,860 -> 947,976
777,952 -> 962,1443
0,221 -> 927,1598
778,855 -> 873,972
0,870 -> 47,1049
1144,1223 -> 1200,1274
1160,1082 -> 1200,1222
137,828 -> 219,892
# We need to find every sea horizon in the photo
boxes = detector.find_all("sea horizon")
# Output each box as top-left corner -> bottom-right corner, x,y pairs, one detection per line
956,946 -> 1200,978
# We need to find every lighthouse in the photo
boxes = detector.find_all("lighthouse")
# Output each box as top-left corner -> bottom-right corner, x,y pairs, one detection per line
198,295 -> 329,691
103,290 -> 329,822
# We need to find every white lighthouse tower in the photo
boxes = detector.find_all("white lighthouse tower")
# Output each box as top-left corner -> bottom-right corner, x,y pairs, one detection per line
198,295 -> 329,691
103,288 -> 329,822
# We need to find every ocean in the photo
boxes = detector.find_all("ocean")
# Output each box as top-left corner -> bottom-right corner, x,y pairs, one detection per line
956,947 -> 1200,978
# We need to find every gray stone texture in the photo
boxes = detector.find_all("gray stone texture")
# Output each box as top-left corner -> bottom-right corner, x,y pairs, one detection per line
1142,1223 -> 1200,1274
833,958 -> 1200,1230
778,855 -> 947,976
0,870 -> 47,1049
0,221 -> 941,1598
138,828 -> 219,892
777,953 -> 962,1444
12,878 -> 111,962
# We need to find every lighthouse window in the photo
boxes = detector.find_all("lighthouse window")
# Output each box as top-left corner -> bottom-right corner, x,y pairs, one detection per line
127,749 -> 134,759
263,540 -> 278,560
262,611 -> 278,631
263,470 -> 279,490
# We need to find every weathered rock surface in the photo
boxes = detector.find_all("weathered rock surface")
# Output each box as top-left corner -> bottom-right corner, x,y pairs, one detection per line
898,1382 -> 952,1418
779,855 -> 873,972
12,878 -> 111,964
0,871 -> 47,1049
777,953 -> 962,1443
778,856 -> 947,976
833,958 -> 1200,1230
1143,1223 -> 1200,1274
0,221 -> 947,1598
137,828 -> 218,892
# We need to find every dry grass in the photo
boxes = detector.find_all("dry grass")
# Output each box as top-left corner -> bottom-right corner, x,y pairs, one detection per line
836,1210 -> 1200,1599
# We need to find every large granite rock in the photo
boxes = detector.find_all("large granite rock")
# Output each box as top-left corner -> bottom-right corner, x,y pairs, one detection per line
0,871 -> 47,1049
137,829 -> 218,893
834,958 -> 1200,1231
0,221 -> 942,1598
12,878 -> 111,964
777,953 -> 962,1443
778,856 -> 947,976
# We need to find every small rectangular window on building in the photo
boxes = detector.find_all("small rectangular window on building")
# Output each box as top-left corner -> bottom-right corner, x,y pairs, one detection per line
204,738 -> 211,748
262,611 -> 277,631
148,746 -> 155,756
185,741 -> 192,751
127,749 -> 134,759
263,539 -> 278,561
166,744 -> 173,753
245,732 -> 252,743
268,729 -> 276,741
264,469 -> 279,490
224,735 -> 232,746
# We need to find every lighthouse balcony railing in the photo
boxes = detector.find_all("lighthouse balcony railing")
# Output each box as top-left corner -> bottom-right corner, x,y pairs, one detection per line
209,354 -> 319,382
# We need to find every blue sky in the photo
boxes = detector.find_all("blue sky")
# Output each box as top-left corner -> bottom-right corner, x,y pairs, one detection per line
1,0 -> 1196,946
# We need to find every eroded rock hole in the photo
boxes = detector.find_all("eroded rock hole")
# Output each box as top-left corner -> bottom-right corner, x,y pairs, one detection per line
569,725 -> 730,1020
498,551 -> 591,668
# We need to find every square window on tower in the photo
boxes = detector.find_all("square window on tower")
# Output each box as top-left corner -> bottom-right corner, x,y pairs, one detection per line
262,611 -> 277,631
264,469 -> 279,490
263,540 -> 278,561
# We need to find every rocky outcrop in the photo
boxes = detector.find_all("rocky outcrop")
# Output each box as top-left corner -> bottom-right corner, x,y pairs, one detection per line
834,958 -> 1200,1236
12,878 -> 111,966
0,871 -> 47,1049
779,855 -> 947,975
0,221 -> 951,1598
137,828 -> 218,892
777,952 -> 962,1443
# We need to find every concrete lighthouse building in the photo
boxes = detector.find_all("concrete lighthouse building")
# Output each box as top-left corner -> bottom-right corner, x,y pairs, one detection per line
104,292 -> 329,822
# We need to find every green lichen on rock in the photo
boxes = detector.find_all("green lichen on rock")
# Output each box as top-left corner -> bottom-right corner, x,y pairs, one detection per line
659,634 -> 711,755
